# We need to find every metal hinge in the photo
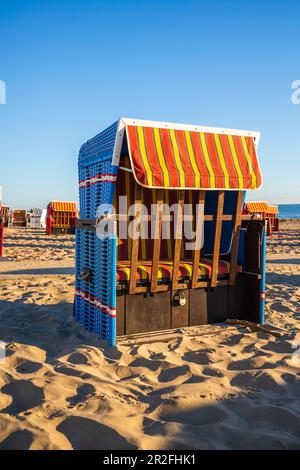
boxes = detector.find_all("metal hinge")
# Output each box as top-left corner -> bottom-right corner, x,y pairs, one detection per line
76,219 -> 96,231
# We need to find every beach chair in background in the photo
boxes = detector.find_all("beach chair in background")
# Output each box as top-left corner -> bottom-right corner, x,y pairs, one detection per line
28,208 -> 47,229
26,211 -> 31,227
46,201 -> 77,235
75,118 -> 265,346
0,215 -> 3,256
0,186 -> 4,257
11,209 -> 27,228
244,201 -> 279,236
1,205 -> 10,227
266,204 -> 280,234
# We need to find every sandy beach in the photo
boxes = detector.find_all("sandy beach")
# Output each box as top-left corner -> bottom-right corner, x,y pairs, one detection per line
0,224 -> 299,450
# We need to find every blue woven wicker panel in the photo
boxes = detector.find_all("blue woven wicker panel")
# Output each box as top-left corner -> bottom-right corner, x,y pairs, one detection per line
75,122 -> 119,345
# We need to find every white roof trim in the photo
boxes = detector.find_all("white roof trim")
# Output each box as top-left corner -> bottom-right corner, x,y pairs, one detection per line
112,119 -> 126,166
112,116 -> 261,172
121,117 -> 260,139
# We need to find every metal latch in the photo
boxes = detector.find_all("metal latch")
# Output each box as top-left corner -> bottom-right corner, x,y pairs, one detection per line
173,290 -> 186,306
78,268 -> 92,282
76,219 -> 96,231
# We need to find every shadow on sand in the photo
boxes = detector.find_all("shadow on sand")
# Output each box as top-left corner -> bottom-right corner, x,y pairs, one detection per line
0,267 -> 75,275
0,288 -> 299,450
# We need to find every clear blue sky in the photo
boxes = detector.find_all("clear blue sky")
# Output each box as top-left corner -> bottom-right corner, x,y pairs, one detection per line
1,0 -> 299,208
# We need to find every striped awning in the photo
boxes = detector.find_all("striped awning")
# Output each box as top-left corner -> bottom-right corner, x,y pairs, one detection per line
126,125 -> 262,190
245,201 -> 278,214
245,201 -> 269,213
267,204 -> 279,215
50,201 -> 77,212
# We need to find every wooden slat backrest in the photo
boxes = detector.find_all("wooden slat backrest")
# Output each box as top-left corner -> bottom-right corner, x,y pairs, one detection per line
172,190 -> 185,290
229,191 -> 244,285
151,189 -> 164,292
192,191 -> 205,288
211,191 -> 225,287
129,183 -> 143,294
115,164 -> 248,292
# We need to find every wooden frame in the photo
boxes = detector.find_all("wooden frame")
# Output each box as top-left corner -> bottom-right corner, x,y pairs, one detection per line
116,185 -> 258,295
229,191 -> 244,285
211,191 -> 225,287
151,189 -> 164,292
192,191 -> 205,288
172,190 -> 185,291
129,183 -> 143,294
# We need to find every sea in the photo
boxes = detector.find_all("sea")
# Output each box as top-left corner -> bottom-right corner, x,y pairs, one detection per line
278,204 -> 300,219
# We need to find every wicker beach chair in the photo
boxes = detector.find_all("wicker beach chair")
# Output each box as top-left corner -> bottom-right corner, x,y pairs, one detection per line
46,201 -> 77,235
75,118 -> 266,346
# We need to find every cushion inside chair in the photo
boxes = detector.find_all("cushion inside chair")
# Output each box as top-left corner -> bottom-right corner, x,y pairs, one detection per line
117,258 -> 241,285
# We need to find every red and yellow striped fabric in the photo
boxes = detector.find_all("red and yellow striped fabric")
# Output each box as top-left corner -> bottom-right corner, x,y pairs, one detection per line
117,259 -> 241,283
116,163 -> 179,261
245,202 -> 278,214
51,201 -> 77,212
126,126 -> 261,190
266,204 -> 279,215
245,201 -> 268,213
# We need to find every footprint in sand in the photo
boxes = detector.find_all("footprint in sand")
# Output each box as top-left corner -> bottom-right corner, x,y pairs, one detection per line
57,416 -> 137,450
262,340 -> 294,354
149,352 -> 166,361
142,416 -> 162,436
16,361 -> 42,374
129,357 -> 162,372
182,350 -> 211,365
270,301 -> 291,313
158,365 -> 191,383
227,355 -> 276,371
242,343 -> 263,354
0,430 -> 33,450
221,334 -> 246,347
159,400 -> 228,426
67,383 -> 96,408
53,365 -> 91,379
184,375 -> 206,384
202,367 -> 224,377
230,371 -> 284,394
67,352 -> 89,365
1,380 -> 45,414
